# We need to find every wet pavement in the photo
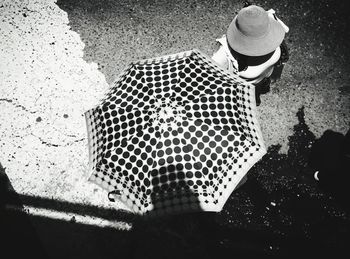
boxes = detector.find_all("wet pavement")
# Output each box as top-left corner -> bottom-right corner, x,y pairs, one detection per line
1,0 -> 350,258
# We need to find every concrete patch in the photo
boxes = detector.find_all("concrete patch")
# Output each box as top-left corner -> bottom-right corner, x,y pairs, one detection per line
0,0 -> 128,209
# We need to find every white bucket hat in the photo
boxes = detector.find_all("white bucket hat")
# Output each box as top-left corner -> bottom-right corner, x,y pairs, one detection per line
226,5 -> 286,56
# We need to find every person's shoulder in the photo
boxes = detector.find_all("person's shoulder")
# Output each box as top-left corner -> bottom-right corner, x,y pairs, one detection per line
211,45 -> 230,68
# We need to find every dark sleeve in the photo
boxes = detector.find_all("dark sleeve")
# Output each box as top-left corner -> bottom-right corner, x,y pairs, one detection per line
270,40 -> 289,81
279,40 -> 289,64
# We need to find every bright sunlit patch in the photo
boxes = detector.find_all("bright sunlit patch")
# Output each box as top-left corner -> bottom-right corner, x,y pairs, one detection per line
6,204 -> 132,231
0,0 -> 110,206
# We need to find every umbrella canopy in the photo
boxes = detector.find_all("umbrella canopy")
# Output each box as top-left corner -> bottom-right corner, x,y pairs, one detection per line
84,49 -> 266,216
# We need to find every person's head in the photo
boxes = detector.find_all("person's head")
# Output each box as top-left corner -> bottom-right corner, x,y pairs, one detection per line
226,5 -> 285,57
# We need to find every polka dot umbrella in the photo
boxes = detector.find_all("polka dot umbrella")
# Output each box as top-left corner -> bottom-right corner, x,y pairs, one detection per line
84,49 -> 266,216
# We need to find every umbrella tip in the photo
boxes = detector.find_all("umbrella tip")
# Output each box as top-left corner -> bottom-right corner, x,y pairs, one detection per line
108,190 -> 122,202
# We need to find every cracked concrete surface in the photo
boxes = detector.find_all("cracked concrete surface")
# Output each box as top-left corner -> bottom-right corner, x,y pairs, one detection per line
0,0 -> 128,210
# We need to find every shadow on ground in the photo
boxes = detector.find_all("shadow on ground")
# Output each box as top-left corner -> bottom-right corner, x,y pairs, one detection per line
0,165 -> 134,259
2,106 -> 349,259
215,106 -> 350,257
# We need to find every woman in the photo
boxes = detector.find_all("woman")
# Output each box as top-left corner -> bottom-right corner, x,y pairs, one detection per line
212,4 -> 289,105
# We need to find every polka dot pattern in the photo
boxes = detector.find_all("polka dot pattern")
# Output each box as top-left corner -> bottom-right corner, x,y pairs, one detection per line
85,49 -> 266,215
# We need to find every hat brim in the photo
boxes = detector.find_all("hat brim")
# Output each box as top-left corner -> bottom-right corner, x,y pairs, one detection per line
226,15 -> 285,56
